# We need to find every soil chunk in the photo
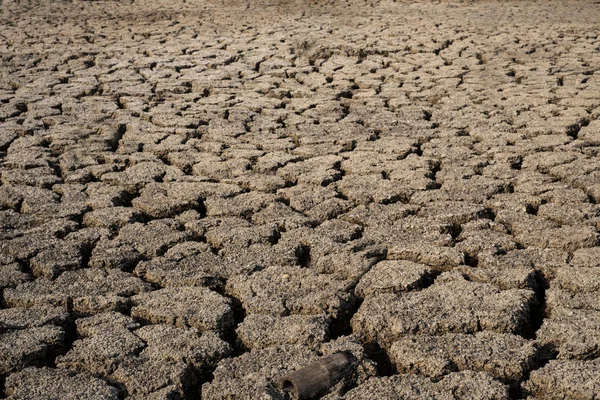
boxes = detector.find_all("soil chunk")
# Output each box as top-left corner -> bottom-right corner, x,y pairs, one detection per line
130,286 -> 234,334
4,269 -> 150,316
226,265 -> 355,318
523,359 -> 600,399
389,332 -> 539,381
323,371 -> 508,400
5,367 -> 120,400
352,272 -> 536,348
236,314 -> 330,350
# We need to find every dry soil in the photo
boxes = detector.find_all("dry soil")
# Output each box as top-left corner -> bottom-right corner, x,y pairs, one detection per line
1,0 -> 600,399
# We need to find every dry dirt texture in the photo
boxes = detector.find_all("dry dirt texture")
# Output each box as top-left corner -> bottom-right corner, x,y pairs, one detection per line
1,0 -> 600,398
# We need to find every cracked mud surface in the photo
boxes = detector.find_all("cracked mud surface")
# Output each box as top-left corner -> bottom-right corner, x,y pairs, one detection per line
1,0 -> 600,398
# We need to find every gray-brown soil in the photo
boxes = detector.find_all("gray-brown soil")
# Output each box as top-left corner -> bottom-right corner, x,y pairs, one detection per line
1,0 -> 600,398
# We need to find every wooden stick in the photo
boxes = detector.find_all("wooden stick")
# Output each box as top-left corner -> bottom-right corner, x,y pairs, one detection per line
280,351 -> 355,400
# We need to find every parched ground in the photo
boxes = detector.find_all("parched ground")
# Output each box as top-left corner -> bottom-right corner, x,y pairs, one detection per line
1,0 -> 600,398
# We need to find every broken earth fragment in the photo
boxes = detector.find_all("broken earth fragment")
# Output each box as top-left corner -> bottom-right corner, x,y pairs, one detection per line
236,314 -> 330,350
5,367 -> 120,400
352,272 -> 536,348
523,358 -> 600,399
322,371 -> 509,400
130,286 -> 234,334
3,269 -> 150,316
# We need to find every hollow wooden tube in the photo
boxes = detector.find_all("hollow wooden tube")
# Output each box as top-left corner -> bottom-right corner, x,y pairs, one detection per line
280,351 -> 354,400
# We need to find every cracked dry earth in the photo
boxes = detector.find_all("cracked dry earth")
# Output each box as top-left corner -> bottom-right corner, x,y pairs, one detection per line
1,0 -> 600,399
